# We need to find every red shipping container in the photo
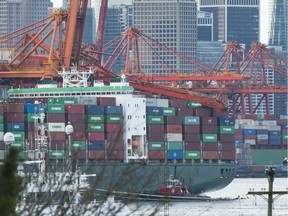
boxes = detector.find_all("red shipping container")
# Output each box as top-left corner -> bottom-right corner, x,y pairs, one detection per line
0,141 -> 4,150
50,132 -> 66,141
184,141 -> 201,150
66,113 -> 85,124
46,113 -> 65,122
87,132 -> 105,141
219,151 -> 235,160
183,133 -> 200,141
183,125 -> 200,134
147,132 -> 165,141
71,132 -> 86,141
219,142 -> 235,151
26,131 -> 36,141
72,151 -> 86,159
176,107 -> 194,116
73,123 -> 86,133
277,119 -> 287,124
50,140 -> 66,150
202,151 -> 218,160
105,124 -> 123,133
6,103 -> 24,113
212,110 -> 229,117
148,150 -> 165,159
107,140 -> 124,151
282,129 -> 288,135
147,124 -> 164,133
244,134 -> 256,139
201,117 -> 217,126
88,150 -> 105,159
235,134 -> 243,139
201,125 -> 217,134
219,134 -> 235,142
165,116 -> 182,124
169,98 -> 186,108
165,124 -> 182,133
256,139 -> 269,145
202,142 -> 218,151
5,113 -> 24,122
26,122 -> 36,131
194,108 -> 211,117
65,105 -> 84,114
282,139 -> 288,145
234,129 -> 243,135
106,132 -> 124,141
97,97 -> 116,106
107,149 -> 124,160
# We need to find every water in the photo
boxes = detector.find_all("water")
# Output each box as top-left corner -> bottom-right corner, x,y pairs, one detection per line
127,178 -> 288,216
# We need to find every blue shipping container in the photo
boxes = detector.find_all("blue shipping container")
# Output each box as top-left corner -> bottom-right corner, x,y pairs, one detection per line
146,107 -> 164,116
85,105 -> 105,114
105,106 -> 123,115
24,103 -> 46,113
268,131 -> 281,136
269,139 -> 281,145
235,139 -> 243,145
218,117 -> 235,126
167,150 -> 183,160
269,135 -> 281,140
280,124 -> 288,130
88,141 -> 105,150
257,129 -> 268,134
6,122 -> 25,131
243,129 -> 256,135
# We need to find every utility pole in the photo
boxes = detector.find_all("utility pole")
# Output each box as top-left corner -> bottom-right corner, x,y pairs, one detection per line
248,167 -> 288,216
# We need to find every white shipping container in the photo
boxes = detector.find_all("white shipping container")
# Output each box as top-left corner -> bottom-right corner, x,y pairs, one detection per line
156,99 -> 169,107
242,125 -> 257,129
267,125 -> 281,131
166,133 -> 182,141
280,115 -> 288,119
0,132 -> 3,141
78,97 -> 97,105
244,139 -> 256,145
48,122 -> 65,132
145,98 -> 157,107
257,134 -> 269,140
262,120 -> 277,126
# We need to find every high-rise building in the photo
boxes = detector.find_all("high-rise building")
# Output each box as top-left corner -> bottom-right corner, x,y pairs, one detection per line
83,7 -> 96,45
133,0 -> 197,76
0,0 -> 53,48
199,0 -> 259,50
197,11 -> 213,41
268,0 -> 288,51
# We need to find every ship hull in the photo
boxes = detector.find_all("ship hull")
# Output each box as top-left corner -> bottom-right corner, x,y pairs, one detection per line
75,162 -> 236,195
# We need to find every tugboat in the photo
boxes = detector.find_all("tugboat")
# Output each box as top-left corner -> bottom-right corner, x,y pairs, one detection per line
155,175 -> 189,196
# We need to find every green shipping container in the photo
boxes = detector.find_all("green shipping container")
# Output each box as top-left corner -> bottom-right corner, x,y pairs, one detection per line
86,115 -> 105,123
18,152 -> 26,161
219,126 -> 235,134
11,141 -> 25,151
13,132 -> 25,141
49,150 -> 65,159
148,141 -> 165,150
182,116 -> 200,125
106,115 -> 123,123
87,123 -> 105,132
0,123 -> 3,131
0,115 -> 3,123
185,151 -> 201,159
25,113 -> 38,122
47,104 -> 65,113
163,107 -> 176,116
167,141 -> 183,150
71,141 -> 86,150
186,100 -> 202,108
283,135 -> 288,140
147,116 -> 164,124
251,149 -> 287,165
201,134 -> 218,142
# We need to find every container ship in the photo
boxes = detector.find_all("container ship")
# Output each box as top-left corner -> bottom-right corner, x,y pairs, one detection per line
0,68 -> 237,195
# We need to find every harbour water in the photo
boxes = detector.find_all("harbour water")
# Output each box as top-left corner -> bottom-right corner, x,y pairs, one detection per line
127,177 -> 288,216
